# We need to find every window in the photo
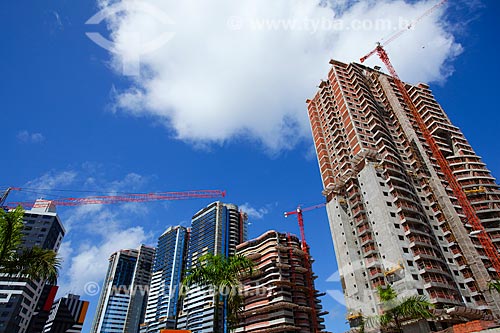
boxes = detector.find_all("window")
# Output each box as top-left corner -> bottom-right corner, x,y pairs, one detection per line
403,248 -> 409,253
412,274 -> 418,280
407,260 -> 414,266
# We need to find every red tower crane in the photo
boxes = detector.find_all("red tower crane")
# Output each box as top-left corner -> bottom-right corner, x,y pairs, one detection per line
359,1 -> 500,274
284,202 -> 326,332
284,203 -> 326,258
3,187 -> 226,210
360,0 -> 448,64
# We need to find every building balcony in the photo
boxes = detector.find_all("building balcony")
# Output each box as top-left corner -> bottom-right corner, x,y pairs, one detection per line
363,248 -> 378,257
360,234 -> 374,246
352,206 -> 366,217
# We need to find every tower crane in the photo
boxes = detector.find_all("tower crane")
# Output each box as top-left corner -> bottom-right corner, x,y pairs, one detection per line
359,0 -> 500,274
284,203 -> 326,258
360,0 -> 448,63
284,202 -> 326,332
2,187 -> 226,210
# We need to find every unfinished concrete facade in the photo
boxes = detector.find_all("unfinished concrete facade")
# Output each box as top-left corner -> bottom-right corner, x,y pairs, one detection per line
307,59 -> 500,330
235,230 -> 327,333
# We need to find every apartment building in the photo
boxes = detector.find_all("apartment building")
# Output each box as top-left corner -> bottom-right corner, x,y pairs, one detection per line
235,230 -> 327,333
307,59 -> 500,330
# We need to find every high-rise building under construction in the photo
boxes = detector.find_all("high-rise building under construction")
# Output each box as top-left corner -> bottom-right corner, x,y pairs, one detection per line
307,59 -> 500,330
235,230 -> 327,333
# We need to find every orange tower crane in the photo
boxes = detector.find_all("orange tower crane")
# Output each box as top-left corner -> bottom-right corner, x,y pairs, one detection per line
2,187 -> 226,209
359,0 -> 448,63
284,203 -> 326,258
359,1 -> 500,274
284,202 -> 326,332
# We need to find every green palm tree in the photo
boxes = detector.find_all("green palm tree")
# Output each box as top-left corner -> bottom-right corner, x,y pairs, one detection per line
182,252 -> 254,332
0,206 -> 61,284
364,285 -> 434,333
488,280 -> 500,293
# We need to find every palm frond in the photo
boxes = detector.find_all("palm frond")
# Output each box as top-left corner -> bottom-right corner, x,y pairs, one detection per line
181,252 -> 254,328
364,287 -> 433,333
395,295 -> 434,320
13,247 -> 61,284
377,284 -> 397,302
488,280 -> 500,293
0,206 -> 24,264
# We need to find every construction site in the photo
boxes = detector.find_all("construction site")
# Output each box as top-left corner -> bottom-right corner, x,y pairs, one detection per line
235,230 -> 327,333
308,56 -> 500,331
300,0 -> 500,331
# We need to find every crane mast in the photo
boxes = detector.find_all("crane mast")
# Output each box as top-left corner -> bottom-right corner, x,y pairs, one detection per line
358,0 -> 499,274
284,202 -> 326,332
366,45 -> 500,274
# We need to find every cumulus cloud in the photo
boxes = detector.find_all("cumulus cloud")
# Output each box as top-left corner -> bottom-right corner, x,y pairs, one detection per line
25,170 -> 77,190
240,203 -> 269,220
22,169 -> 156,297
57,204 -> 151,296
333,0 -> 462,83
96,0 -> 464,151
58,225 -> 149,296
109,172 -> 149,192
16,130 -> 45,144
24,168 -> 150,199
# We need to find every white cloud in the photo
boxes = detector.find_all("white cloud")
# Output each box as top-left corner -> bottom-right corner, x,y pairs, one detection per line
239,203 -> 269,220
58,241 -> 74,270
109,172 -> 148,191
25,170 -> 77,190
96,0 -> 464,151
57,225 -> 149,296
22,169 -> 156,296
331,0 -> 462,84
16,130 -> 45,144
57,203 -> 151,296
61,204 -> 104,233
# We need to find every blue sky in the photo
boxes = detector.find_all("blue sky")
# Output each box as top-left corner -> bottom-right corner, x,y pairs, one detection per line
2,0 -> 499,332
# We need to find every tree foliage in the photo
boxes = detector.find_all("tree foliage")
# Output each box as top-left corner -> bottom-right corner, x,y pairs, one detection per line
489,280 -> 500,293
0,206 -> 61,284
182,253 -> 254,331
363,285 -> 434,333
